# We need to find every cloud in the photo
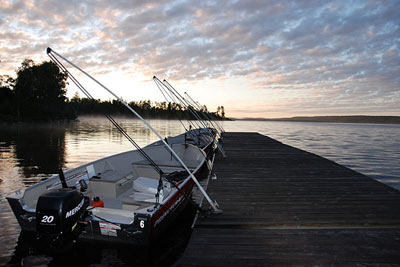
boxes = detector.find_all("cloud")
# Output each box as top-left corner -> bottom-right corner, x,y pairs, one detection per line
0,0 -> 399,117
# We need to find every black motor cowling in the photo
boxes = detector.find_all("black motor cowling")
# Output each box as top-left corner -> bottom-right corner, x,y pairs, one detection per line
36,188 -> 87,244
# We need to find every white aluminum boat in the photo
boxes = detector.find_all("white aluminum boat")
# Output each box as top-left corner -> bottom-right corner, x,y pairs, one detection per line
6,141 -> 210,246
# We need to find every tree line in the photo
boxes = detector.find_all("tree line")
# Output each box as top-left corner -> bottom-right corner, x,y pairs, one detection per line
0,60 -> 226,122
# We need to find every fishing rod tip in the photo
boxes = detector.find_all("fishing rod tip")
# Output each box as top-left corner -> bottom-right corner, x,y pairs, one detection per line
46,47 -> 52,54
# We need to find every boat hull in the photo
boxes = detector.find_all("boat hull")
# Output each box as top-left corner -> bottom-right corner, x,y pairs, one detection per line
7,198 -> 36,232
78,159 -> 208,246
6,128 -> 216,247
7,144 -> 211,247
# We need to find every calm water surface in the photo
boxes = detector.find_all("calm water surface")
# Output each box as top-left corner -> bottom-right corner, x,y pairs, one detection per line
0,117 -> 399,265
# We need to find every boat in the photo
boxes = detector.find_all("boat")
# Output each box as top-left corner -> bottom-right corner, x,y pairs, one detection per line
6,47 -> 224,249
149,127 -> 217,157
6,140 -> 211,246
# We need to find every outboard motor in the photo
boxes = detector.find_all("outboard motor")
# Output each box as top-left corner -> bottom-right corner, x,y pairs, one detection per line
36,188 -> 88,247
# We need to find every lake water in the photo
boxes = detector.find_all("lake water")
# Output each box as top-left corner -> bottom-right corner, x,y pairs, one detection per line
0,117 -> 399,266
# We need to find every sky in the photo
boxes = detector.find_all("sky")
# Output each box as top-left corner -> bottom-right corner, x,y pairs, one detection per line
0,0 -> 399,118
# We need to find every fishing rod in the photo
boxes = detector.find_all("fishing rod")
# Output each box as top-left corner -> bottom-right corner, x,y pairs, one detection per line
163,79 -> 226,157
159,79 -> 218,148
153,77 -> 209,148
180,91 -> 222,133
183,96 -> 223,137
153,76 -> 200,140
154,79 -> 189,131
184,92 -> 225,133
196,100 -> 225,132
153,77 -> 210,144
153,76 -> 215,171
154,77 -> 206,132
165,83 -> 221,145
47,48 -> 170,205
196,99 -> 225,132
46,47 -> 222,214
184,92 -> 224,134
162,80 -> 211,130
162,79 -> 222,143
47,51 -> 163,178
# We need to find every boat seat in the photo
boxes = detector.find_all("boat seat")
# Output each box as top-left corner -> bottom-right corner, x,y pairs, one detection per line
90,170 -> 134,198
122,192 -> 158,211
133,177 -> 171,197
121,177 -> 172,211
133,177 -> 159,194
93,170 -> 132,183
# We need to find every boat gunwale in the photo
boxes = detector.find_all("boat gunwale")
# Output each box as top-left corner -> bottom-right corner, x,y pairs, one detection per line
6,142 -> 209,222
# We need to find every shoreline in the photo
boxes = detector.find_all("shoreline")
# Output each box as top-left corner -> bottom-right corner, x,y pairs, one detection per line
0,114 -> 231,125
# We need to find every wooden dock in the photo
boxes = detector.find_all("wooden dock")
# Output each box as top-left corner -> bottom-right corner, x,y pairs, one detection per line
174,132 -> 400,266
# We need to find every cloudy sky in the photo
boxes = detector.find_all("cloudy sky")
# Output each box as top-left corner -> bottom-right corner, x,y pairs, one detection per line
1,0 -> 399,118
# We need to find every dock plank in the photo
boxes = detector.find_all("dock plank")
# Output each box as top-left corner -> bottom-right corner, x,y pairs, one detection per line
174,132 -> 400,266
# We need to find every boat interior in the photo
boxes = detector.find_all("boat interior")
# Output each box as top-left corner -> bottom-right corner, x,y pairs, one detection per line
149,129 -> 214,149
15,144 -> 205,224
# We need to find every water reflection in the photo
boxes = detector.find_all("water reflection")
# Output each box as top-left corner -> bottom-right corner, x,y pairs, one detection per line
15,125 -> 66,179
63,117 -> 186,168
0,124 -> 67,186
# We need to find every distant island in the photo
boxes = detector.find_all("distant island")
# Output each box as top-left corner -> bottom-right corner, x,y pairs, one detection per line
236,116 -> 400,124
